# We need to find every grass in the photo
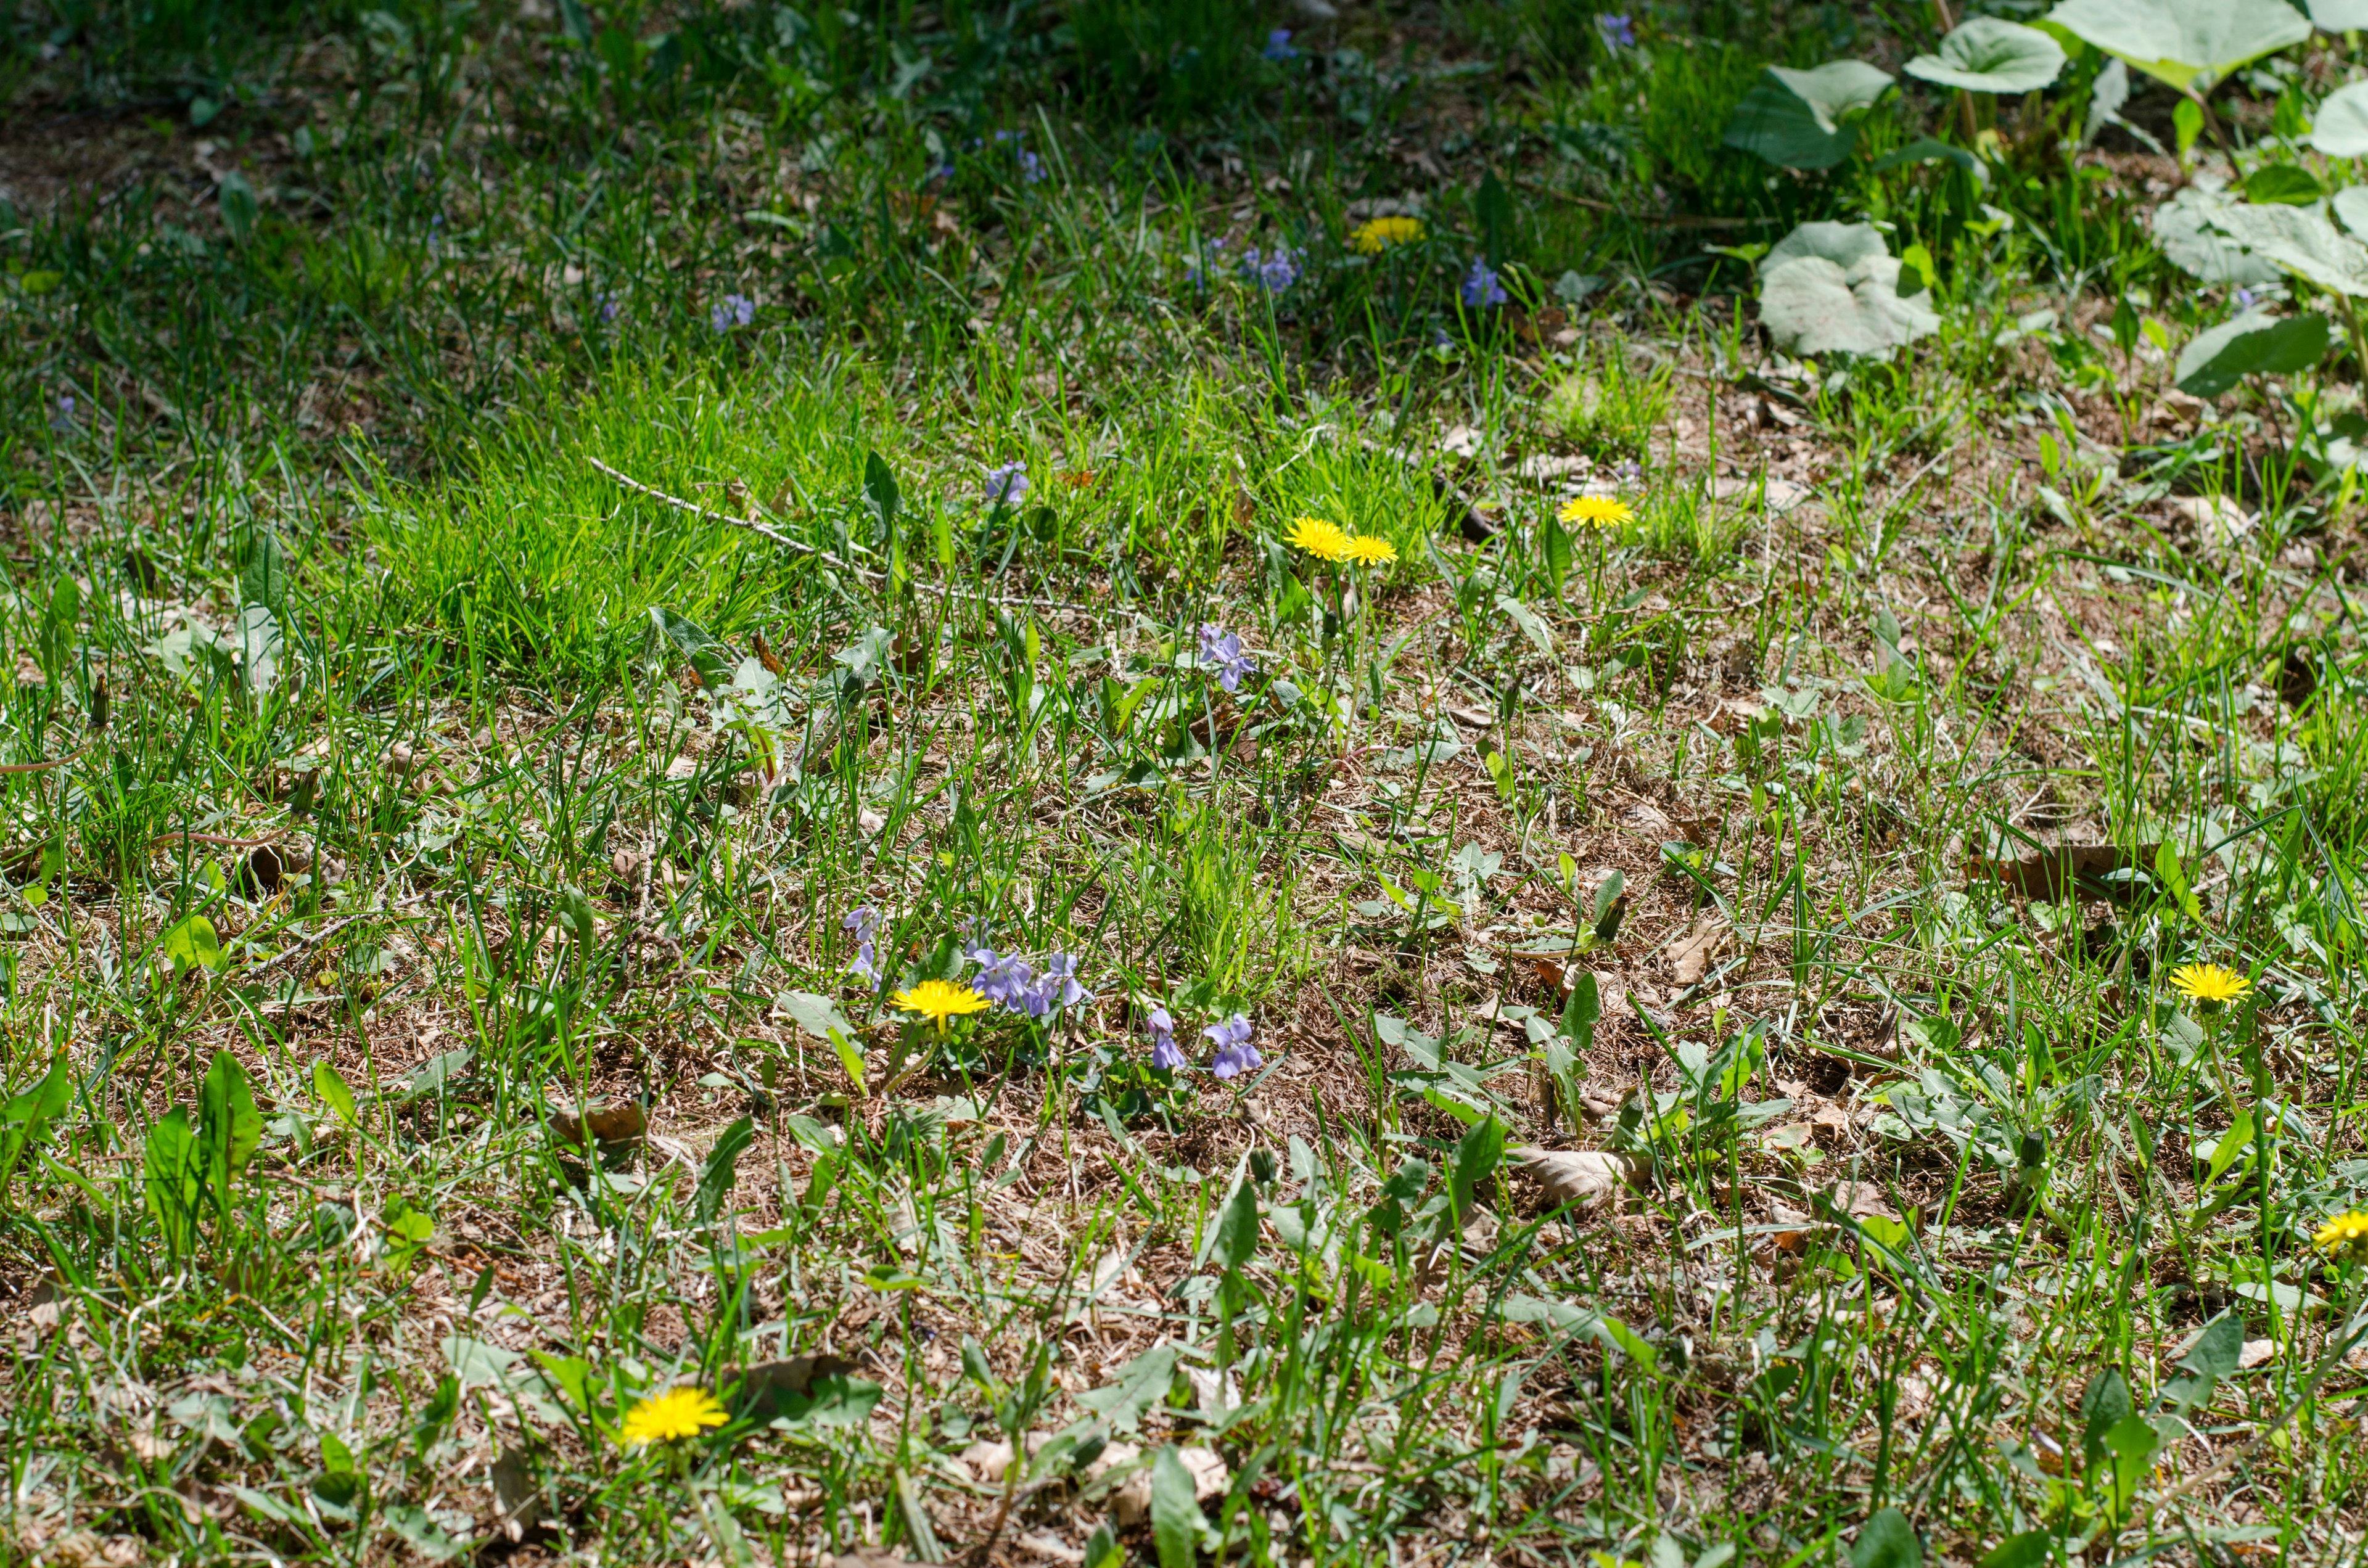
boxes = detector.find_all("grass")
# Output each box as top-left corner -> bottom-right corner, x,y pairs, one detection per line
3,1 -> 2368,1566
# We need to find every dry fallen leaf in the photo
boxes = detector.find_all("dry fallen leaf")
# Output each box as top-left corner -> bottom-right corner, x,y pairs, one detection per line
1822,1180 -> 1900,1225
1663,919 -> 1729,985
546,1101 -> 646,1151
1508,1146 -> 1645,1207
1965,842 -> 2160,903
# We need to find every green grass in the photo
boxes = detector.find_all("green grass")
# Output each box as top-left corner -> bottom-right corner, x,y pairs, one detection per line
4,2 -> 2368,1566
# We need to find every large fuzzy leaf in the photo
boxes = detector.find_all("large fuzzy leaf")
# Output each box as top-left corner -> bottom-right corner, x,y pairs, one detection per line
1906,18 -> 2067,93
2210,202 -> 2368,297
2043,0 -> 2311,92
1757,223 -> 1939,357
2174,310 -> 2330,397
2310,80 -> 2368,157
2153,183 -> 2280,285
2311,0 -> 2368,28
1722,60 -> 1896,169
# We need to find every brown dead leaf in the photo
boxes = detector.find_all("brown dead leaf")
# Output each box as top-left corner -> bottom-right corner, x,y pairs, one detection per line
1508,1146 -> 1645,1208
1112,1445 -> 1228,1528
1965,842 -> 2160,903
1232,478 -> 1255,522
1822,1180 -> 1901,1225
546,1101 -> 646,1151
1663,919 -> 1729,985
753,630 -> 786,676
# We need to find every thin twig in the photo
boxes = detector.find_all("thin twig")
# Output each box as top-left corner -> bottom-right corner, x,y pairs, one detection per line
586,458 -> 1109,618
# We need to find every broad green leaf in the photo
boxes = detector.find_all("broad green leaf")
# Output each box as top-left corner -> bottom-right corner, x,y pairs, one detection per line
696,1116 -> 755,1225
2176,310 -> 2330,398
313,1058 -> 358,1127
1980,1532 -> 2054,1568
2154,184 -> 2280,285
1722,60 -> 1895,169
1870,137 -> 1982,174
2206,1108 -> 2256,1184
2206,203 -> 2368,297
1851,1508 -> 1923,1568
1495,593 -> 1555,655
777,990 -> 860,1043
1595,1313 -> 1659,1366
1559,970 -> 1602,1053
2243,165 -> 2325,205
2152,842 -> 2205,922
1445,1115 -> 1507,1221
380,1502 -> 465,1562
1906,18 -> 2066,92
2179,1312 -> 2246,1381
159,914 -> 223,975
1759,223 -> 1939,358
0,1053 -> 72,1195
2043,0 -> 2312,93
2312,80 -> 2368,156
239,532 -> 289,614
2078,1369 -> 2133,1463
1215,1176 -> 1262,1269
2312,0 -> 2368,29
199,1051 -> 263,1217
2337,186 -> 2368,238
1149,1448 -> 1206,1568
144,1107 -> 203,1256
1075,1345 -> 1178,1432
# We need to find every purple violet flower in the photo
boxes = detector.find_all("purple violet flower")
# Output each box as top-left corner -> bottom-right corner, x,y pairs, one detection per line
1147,1006 -> 1186,1070
710,293 -> 755,332
1462,257 -> 1507,308
1241,245 -> 1301,293
1206,1012 -> 1260,1078
598,291 -> 622,324
984,461 -> 1030,505
1595,13 -> 1635,49
844,906 -> 882,983
1196,623 -> 1259,693
2233,287 -> 2258,312
1033,951 -> 1092,1014
1264,28 -> 1297,61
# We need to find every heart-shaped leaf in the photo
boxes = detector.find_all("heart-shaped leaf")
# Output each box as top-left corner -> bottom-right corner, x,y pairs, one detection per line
1723,60 -> 1896,169
1757,222 -> 1939,357
1906,18 -> 2067,93
2153,183 -> 2281,284
2244,164 -> 2324,205
2176,310 -> 2329,397
2211,202 -> 2368,297
2042,0 -> 2311,93
2311,80 -> 2368,157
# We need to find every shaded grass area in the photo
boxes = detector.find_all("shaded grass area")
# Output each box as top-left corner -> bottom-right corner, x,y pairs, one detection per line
3,2 -> 2368,1567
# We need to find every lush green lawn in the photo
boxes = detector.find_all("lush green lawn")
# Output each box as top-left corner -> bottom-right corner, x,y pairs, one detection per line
3,2 -> 2367,1565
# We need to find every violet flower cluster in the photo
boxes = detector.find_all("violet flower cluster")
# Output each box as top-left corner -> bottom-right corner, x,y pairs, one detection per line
1140,1007 -> 1262,1078
711,293 -> 755,331
1241,245 -> 1302,293
1196,623 -> 1258,693
965,929 -> 1096,1020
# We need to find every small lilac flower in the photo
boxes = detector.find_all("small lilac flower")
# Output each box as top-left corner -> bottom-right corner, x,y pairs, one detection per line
2233,287 -> 2258,311
1595,13 -> 1635,49
1032,951 -> 1092,1014
844,906 -> 882,983
1462,257 -> 1507,308
1263,28 -> 1297,61
1019,150 -> 1045,184
1206,1013 -> 1260,1079
1186,237 -> 1226,287
1241,245 -> 1301,293
710,293 -> 755,332
598,291 -> 622,324
1147,1006 -> 1186,1070
984,461 -> 1030,505
974,950 -> 1038,1010
1196,623 -> 1259,693
1610,457 -> 1645,490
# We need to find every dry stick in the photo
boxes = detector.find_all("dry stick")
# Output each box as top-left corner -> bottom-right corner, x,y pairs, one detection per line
586,458 -> 1108,618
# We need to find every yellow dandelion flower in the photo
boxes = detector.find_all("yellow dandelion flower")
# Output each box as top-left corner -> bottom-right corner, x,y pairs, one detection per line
2168,963 -> 2250,1006
1342,534 -> 1398,566
894,977 -> 990,1034
619,1386 -> 729,1447
2315,1210 -> 2368,1263
1287,515 -> 1353,562
1557,495 -> 1635,530
1349,216 -> 1425,255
